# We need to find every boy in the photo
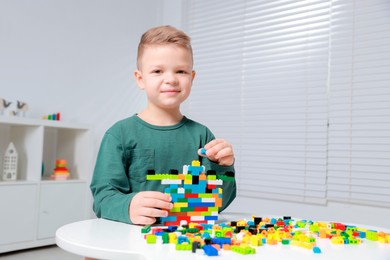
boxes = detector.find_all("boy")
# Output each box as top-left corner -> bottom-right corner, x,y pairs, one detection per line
90,25 -> 236,225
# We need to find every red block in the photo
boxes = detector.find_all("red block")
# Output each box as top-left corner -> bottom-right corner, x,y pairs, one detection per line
185,193 -> 199,198
194,207 -> 208,212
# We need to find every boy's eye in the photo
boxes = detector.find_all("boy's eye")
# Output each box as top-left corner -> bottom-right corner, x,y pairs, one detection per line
152,70 -> 162,74
177,70 -> 187,74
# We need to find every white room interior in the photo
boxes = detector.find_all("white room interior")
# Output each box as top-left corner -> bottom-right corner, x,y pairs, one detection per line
1,0 -> 389,255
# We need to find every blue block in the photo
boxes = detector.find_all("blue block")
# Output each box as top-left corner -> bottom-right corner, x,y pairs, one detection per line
201,224 -> 213,230
205,216 -> 218,221
212,237 -> 231,245
188,202 -> 215,207
188,166 -> 203,176
187,198 -> 202,203
171,193 -> 184,202
202,232 -> 211,239
168,226 -> 178,232
178,236 -> 189,244
313,246 -> 321,254
203,245 -> 218,256
160,216 -> 177,222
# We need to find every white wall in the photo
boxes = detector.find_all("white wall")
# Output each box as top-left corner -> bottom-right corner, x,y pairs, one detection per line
0,0 -> 179,152
0,0 -> 183,217
0,0 -> 186,152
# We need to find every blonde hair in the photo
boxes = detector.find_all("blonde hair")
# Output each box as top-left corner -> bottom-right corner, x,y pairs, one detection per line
137,25 -> 193,69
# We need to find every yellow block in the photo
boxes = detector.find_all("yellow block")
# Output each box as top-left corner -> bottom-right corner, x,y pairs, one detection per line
192,160 -> 201,166
173,202 -> 188,208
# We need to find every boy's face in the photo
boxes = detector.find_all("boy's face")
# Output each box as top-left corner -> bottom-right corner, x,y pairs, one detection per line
135,44 -> 195,111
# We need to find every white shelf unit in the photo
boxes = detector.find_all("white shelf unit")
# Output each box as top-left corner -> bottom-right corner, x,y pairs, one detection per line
0,116 -> 92,253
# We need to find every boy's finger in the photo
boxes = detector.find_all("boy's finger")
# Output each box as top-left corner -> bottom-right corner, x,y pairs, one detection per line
142,197 -> 173,210
143,191 -> 171,202
133,215 -> 157,225
140,207 -> 169,218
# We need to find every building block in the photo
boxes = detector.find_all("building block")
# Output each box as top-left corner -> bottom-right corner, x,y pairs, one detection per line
147,160 -> 234,226
203,245 -> 219,256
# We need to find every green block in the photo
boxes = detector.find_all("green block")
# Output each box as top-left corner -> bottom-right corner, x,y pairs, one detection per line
146,234 -> 156,244
180,207 -> 194,212
141,225 -> 151,233
146,175 -> 160,180
176,243 -> 192,250
170,207 -> 181,212
217,175 -> 235,182
198,194 -> 213,198
162,232 -> 169,244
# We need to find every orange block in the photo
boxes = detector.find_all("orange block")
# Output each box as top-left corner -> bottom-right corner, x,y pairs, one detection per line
223,244 -> 231,250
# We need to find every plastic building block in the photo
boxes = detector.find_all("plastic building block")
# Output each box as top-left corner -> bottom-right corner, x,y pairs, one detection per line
313,246 -> 321,253
146,234 -> 156,244
200,148 -> 207,155
203,245 -> 218,256
141,225 -> 151,233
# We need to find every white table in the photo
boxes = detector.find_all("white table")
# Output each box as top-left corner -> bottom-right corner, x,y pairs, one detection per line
56,213 -> 390,260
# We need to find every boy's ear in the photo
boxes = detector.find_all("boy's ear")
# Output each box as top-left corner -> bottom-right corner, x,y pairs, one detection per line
134,70 -> 144,89
191,70 -> 196,81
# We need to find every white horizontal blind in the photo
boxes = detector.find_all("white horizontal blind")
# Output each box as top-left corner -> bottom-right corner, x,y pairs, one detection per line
327,0 -> 390,207
185,0 -> 329,204
184,0 -> 245,184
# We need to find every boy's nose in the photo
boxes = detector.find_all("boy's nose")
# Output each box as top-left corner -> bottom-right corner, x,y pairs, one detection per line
164,73 -> 178,85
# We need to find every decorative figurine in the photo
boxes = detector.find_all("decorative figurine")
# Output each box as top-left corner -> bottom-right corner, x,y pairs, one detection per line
0,97 -> 12,115
16,101 -> 29,117
50,159 -> 70,180
2,142 -> 18,181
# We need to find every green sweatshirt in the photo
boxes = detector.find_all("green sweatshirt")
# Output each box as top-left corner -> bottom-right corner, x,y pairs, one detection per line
90,115 -> 236,224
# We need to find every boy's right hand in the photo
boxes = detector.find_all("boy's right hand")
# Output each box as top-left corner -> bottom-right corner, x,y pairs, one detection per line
129,191 -> 173,225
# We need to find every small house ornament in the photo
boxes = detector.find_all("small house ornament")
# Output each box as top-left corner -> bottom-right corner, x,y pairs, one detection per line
2,142 -> 18,181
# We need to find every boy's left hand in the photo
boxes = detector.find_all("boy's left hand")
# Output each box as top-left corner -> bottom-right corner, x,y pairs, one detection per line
198,138 -> 234,166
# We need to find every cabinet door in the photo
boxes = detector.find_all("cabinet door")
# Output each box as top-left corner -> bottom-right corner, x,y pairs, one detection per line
38,182 -> 86,239
0,184 -> 37,245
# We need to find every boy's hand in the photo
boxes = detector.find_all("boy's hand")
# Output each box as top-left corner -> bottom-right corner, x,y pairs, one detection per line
198,138 -> 234,166
129,191 -> 173,225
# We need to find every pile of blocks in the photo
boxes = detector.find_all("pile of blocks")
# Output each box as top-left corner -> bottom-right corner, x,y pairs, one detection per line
142,216 -> 390,256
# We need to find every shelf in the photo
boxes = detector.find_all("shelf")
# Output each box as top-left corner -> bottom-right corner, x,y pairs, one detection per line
0,115 -> 90,130
0,180 -> 38,186
0,116 -> 92,252
40,179 -> 87,184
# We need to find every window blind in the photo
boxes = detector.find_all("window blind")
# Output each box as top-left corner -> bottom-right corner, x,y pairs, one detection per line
327,0 -> 390,207
185,0 -> 330,204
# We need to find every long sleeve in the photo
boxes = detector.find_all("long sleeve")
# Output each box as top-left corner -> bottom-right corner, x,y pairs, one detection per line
90,133 -> 135,224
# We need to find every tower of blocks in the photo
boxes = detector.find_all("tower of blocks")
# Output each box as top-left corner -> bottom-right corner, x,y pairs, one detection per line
146,160 -> 233,226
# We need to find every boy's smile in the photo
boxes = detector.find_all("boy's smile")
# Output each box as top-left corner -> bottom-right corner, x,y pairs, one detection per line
135,45 -> 196,112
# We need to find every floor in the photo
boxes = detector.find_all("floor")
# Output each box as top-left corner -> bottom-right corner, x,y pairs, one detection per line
0,245 -> 83,260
